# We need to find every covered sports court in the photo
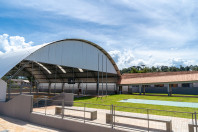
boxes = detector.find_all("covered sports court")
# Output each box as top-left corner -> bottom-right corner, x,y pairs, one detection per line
0,39 -> 121,101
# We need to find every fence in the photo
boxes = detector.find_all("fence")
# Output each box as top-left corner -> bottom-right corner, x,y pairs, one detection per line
32,97 -> 198,132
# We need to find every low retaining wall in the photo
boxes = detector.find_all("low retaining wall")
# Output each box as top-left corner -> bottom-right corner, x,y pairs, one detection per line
125,86 -> 198,95
172,87 -> 198,95
0,94 -> 124,132
144,87 -> 168,94
30,113 -> 124,132
0,95 -> 33,121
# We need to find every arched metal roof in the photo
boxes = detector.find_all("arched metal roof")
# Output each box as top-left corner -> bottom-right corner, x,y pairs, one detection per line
0,39 -> 120,79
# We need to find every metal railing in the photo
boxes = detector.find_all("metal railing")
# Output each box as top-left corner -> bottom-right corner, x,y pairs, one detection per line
32,98 -> 198,132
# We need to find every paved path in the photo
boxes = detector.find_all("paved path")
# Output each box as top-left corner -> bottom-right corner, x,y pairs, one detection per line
33,106 -> 192,132
0,115 -> 66,132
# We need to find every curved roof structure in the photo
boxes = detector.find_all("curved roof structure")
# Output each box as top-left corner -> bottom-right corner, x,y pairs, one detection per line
0,39 -> 120,81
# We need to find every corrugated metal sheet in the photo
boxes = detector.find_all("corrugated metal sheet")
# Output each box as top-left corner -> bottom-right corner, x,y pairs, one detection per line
0,45 -> 44,78
0,39 -> 120,79
25,40 -> 117,74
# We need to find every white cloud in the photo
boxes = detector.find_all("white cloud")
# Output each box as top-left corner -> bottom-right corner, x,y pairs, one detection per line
3,0 -> 124,25
1,1 -> 198,69
109,49 -> 134,69
169,58 -> 194,67
109,48 -> 197,69
2,0 -> 198,49
108,49 -> 154,69
0,34 -> 33,53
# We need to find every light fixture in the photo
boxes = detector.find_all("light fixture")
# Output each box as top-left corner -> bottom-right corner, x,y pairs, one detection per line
36,62 -> 52,74
57,65 -> 66,73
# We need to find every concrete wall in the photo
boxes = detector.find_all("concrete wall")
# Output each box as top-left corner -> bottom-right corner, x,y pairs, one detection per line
144,87 -> 168,94
172,87 -> 198,95
128,87 -> 139,93
0,79 -> 7,102
193,83 -> 198,87
0,94 -> 125,132
0,95 -> 33,121
141,87 -> 198,95
30,113 -> 124,132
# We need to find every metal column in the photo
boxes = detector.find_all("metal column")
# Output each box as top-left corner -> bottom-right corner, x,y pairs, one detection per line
54,65 -> 57,95
62,83 -> 65,93
97,53 -> 99,96
106,57 -> 108,96
102,55 -> 103,96
48,83 -> 52,94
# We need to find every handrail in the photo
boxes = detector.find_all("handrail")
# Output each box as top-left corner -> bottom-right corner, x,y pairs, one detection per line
33,96 -> 48,106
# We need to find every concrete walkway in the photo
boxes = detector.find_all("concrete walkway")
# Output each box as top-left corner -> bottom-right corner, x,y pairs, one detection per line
33,106 -> 192,132
0,115 -> 66,132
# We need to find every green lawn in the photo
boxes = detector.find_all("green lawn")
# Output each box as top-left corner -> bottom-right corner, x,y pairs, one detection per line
74,94 -> 198,118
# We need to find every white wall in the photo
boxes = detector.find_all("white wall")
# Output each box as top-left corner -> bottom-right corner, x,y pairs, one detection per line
0,79 -> 7,102
193,83 -> 198,87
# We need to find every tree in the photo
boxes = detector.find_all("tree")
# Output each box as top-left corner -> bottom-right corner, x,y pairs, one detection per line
120,65 -> 198,74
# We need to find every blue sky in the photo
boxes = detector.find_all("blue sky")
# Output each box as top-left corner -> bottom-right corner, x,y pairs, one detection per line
0,0 -> 198,69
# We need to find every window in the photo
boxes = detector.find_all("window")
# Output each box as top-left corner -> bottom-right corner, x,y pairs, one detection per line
132,85 -> 139,87
170,84 -> 178,87
154,84 -> 164,87
182,83 -> 190,87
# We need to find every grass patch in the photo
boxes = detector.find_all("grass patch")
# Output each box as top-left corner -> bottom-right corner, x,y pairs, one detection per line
74,94 -> 198,118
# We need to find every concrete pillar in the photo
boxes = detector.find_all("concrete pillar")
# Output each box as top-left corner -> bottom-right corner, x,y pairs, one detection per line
116,85 -> 119,94
167,84 -> 172,96
128,85 -> 130,94
170,85 -> 172,96
139,85 -> 142,95
20,84 -> 22,94
143,85 -> 145,95
106,113 -> 113,123
119,86 -> 122,94
131,85 -> 133,94
167,84 -> 170,96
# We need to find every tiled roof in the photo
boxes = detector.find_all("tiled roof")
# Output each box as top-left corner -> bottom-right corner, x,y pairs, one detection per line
119,71 -> 198,85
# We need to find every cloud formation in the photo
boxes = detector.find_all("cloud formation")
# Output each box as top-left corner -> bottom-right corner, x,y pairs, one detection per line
0,1 -> 198,69
108,48 -> 195,69
0,33 -> 196,69
0,34 -> 33,53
